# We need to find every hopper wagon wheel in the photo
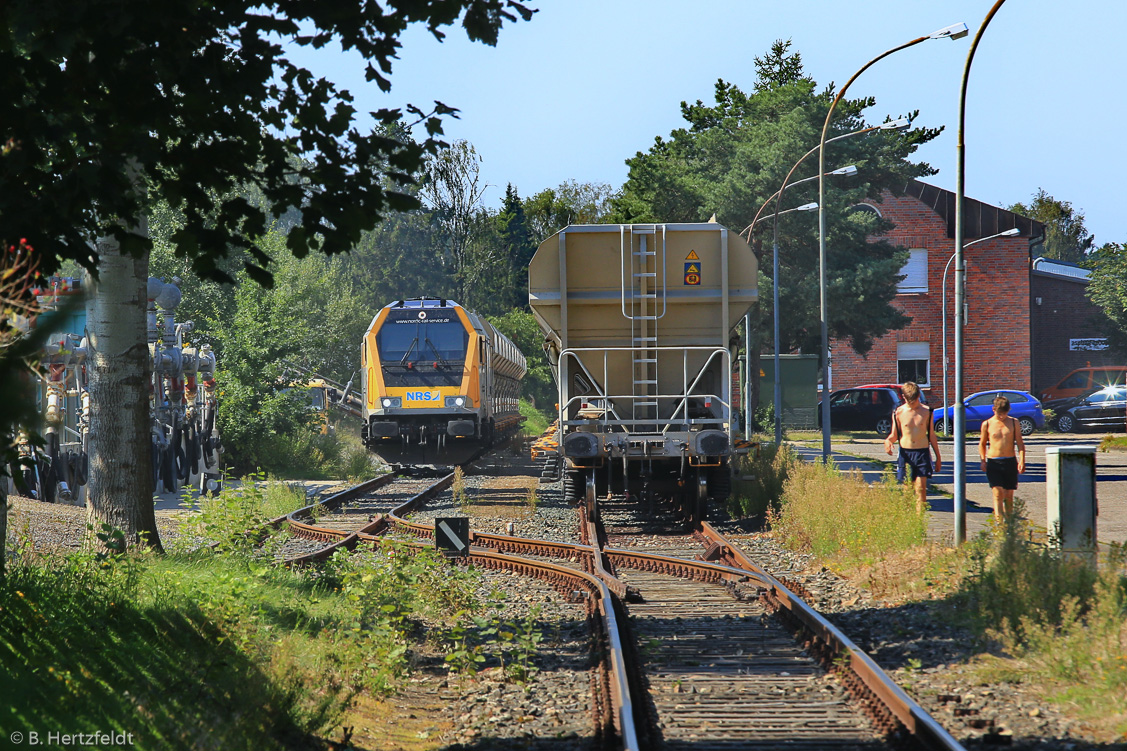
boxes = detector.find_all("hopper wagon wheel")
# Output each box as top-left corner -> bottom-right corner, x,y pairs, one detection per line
563,470 -> 584,502
708,467 -> 731,501
696,470 -> 709,505
585,470 -> 597,507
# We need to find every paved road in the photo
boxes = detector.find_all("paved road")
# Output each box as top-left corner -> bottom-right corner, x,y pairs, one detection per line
792,433 -> 1124,546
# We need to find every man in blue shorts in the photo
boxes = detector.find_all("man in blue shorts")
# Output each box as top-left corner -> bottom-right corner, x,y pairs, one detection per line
883,381 -> 942,514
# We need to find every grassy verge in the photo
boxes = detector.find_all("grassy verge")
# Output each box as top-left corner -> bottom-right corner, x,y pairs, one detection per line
2,477 -> 543,750
519,398 -> 551,437
727,443 -> 799,520
1099,434 -> 1127,452
770,457 -> 1127,738
769,459 -> 927,567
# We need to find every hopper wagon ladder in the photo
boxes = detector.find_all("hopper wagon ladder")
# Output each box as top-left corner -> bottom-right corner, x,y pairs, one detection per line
621,225 -> 666,425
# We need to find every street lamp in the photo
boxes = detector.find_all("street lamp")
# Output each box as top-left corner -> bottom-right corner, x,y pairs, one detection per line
818,23 -> 968,461
955,0 -> 1008,545
940,227 -> 1021,433
742,123 -> 909,446
744,120 -> 909,237
742,199 -> 820,439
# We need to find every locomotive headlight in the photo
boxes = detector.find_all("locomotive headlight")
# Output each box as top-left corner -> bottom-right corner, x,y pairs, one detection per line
382,398 -> 393,408
455,397 -> 465,406
445,395 -> 470,408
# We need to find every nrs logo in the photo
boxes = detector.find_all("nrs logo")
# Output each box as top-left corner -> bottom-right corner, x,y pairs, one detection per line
406,391 -> 440,402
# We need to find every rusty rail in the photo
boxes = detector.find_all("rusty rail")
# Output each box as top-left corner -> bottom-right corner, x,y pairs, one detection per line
693,521 -> 964,751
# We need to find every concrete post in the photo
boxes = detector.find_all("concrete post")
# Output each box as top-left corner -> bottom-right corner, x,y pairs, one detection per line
1045,445 -> 1098,558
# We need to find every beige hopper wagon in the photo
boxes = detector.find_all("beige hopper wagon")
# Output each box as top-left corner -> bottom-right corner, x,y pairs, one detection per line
528,222 -> 757,504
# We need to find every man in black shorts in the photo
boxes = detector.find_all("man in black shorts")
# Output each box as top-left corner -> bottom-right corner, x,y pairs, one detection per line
979,395 -> 1025,520
883,381 -> 942,514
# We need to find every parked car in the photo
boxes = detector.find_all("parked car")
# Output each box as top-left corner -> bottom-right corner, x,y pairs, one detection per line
1041,385 -> 1102,415
1053,386 -> 1127,433
1040,366 -> 1127,403
931,390 -> 1045,436
819,387 -> 902,436
857,383 -> 929,405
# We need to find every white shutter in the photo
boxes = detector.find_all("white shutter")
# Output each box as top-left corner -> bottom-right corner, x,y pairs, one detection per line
897,249 -> 928,293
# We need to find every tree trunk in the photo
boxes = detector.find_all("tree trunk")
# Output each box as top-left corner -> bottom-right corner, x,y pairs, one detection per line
85,236 -> 163,552
0,481 -> 7,577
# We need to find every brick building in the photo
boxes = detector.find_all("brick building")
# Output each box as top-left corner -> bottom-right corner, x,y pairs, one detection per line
1030,258 -> 1120,394
829,179 -> 1062,404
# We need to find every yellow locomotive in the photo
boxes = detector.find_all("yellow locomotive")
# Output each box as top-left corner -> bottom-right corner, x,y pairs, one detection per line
360,297 -> 526,465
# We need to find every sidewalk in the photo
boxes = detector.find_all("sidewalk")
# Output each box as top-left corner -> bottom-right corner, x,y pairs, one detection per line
790,433 -> 1125,546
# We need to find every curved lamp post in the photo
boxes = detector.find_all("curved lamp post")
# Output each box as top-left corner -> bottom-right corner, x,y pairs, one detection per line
743,120 -> 910,238
955,0 -> 1009,544
761,173 -> 850,447
741,121 -> 908,445
742,199 -> 820,438
818,23 -> 969,462
941,227 -> 1020,433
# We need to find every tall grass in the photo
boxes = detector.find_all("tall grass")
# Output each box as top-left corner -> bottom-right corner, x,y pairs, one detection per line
955,515 -> 1127,727
769,460 -> 927,564
727,443 -> 799,519
769,449 -> 1127,734
0,528 -> 490,749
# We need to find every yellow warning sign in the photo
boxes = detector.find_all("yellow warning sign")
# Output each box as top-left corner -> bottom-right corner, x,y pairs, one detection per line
684,261 -> 701,285
686,250 -> 700,260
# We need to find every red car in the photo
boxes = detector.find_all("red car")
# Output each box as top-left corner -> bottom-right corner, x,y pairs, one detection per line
857,383 -> 929,405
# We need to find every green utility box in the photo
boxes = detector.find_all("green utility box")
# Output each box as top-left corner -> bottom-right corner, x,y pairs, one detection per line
759,354 -> 819,430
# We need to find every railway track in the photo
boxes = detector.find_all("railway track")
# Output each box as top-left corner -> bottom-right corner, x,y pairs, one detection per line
274,458 -> 964,750
597,493 -> 886,749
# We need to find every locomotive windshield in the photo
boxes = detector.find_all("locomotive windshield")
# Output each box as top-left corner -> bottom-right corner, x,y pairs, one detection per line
377,310 -> 468,387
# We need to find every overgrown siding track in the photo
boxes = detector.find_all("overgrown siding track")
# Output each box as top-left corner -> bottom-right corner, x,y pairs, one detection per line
598,495 -> 885,749
273,455 -> 964,751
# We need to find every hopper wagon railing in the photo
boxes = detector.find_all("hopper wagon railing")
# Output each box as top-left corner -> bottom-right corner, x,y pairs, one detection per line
558,346 -> 732,436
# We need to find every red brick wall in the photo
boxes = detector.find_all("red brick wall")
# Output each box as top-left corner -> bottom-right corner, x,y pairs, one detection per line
829,191 -> 1031,403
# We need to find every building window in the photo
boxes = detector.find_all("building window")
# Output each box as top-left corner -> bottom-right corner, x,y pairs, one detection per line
897,248 -> 928,293
897,342 -> 930,386
848,203 -> 882,218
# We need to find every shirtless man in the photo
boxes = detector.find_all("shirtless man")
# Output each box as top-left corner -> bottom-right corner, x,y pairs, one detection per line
883,381 -> 941,514
979,395 -> 1026,520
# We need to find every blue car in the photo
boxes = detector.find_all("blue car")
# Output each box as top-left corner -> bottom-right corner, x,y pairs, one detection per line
932,390 -> 1044,436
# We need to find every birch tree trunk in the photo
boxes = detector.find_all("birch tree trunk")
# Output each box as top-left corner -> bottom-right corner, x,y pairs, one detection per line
85,233 -> 163,552
1,482 -> 7,577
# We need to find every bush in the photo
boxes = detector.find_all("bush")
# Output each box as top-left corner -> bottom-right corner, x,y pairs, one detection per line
961,508 -> 1103,644
753,399 -> 775,434
952,517 -> 1127,728
769,460 -> 927,564
727,443 -> 798,519
519,398 -> 551,437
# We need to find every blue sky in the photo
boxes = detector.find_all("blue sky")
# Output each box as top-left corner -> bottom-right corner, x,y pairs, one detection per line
291,0 -> 1127,245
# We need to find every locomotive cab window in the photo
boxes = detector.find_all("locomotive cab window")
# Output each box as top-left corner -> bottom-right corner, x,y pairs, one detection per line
377,312 -> 468,364
377,311 -> 468,387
